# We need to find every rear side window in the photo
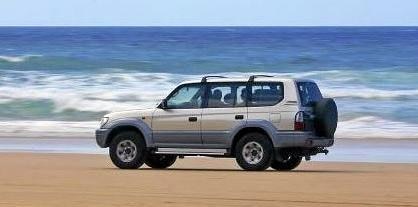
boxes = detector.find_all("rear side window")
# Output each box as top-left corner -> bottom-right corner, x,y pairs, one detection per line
297,82 -> 323,107
249,82 -> 284,107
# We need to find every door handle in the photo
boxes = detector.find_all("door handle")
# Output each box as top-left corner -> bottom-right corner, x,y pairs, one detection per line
188,117 -> 198,122
235,115 -> 244,120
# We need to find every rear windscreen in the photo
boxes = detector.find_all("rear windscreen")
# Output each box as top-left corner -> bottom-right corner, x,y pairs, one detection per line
297,82 -> 323,107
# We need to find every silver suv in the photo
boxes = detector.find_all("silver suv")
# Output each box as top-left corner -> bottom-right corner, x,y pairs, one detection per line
96,75 -> 338,171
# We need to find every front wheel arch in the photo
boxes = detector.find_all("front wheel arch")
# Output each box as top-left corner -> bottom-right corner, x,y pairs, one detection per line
106,125 -> 145,147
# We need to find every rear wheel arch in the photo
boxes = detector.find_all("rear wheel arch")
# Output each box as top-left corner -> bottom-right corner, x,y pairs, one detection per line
231,127 -> 272,156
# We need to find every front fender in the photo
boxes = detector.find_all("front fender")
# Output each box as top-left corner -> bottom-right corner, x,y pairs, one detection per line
102,118 -> 154,147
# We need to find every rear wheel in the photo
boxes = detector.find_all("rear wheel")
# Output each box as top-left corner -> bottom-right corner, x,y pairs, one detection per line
145,154 -> 177,169
109,131 -> 146,169
235,132 -> 273,171
270,155 -> 302,171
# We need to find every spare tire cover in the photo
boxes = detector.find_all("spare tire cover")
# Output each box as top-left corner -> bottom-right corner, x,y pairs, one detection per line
314,98 -> 338,138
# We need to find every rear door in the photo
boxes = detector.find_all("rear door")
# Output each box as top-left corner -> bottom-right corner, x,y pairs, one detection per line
247,82 -> 285,129
201,82 -> 248,147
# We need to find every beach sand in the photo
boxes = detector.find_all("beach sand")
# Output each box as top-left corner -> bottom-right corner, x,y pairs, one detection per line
0,153 -> 417,207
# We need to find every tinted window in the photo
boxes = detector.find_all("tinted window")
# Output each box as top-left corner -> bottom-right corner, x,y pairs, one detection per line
166,84 -> 203,109
297,82 -> 323,107
207,83 -> 247,108
249,82 -> 283,106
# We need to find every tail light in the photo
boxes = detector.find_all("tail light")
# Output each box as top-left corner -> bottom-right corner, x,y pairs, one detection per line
294,111 -> 304,131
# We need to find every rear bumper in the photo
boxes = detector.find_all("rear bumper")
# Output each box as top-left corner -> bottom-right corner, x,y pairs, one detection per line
95,128 -> 111,148
274,131 -> 334,148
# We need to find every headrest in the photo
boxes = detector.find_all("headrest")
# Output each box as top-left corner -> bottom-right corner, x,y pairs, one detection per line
240,88 -> 247,98
224,93 -> 234,105
211,89 -> 222,100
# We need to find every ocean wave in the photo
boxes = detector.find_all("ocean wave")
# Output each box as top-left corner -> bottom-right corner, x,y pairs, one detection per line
0,70 -> 196,113
0,121 -> 96,138
336,116 -> 418,139
322,87 -> 418,99
0,55 -> 42,63
0,69 -> 417,121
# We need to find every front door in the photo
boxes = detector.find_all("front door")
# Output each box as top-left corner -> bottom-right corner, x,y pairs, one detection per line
152,83 -> 204,147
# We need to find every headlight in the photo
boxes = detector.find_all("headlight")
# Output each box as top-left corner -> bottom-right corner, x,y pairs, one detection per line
99,117 -> 109,128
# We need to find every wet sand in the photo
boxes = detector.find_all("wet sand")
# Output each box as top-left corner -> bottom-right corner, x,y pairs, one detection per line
0,153 -> 417,207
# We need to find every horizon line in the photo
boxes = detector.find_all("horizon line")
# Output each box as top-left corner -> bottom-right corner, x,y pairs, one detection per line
0,25 -> 417,27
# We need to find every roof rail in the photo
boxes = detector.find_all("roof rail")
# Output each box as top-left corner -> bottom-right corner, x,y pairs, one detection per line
201,75 -> 227,82
248,75 -> 274,82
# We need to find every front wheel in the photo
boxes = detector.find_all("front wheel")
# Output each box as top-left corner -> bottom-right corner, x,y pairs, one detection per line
235,132 -> 273,171
270,155 -> 302,171
109,131 -> 146,169
145,154 -> 177,169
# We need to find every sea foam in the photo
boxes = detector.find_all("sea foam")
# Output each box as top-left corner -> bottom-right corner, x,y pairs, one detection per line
336,116 -> 418,139
0,55 -> 42,63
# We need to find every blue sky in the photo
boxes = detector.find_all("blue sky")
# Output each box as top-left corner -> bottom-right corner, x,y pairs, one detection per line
1,0 -> 417,26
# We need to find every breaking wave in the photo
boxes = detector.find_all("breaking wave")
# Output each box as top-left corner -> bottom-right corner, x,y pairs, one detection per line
0,55 -> 42,63
336,116 -> 418,139
0,69 -> 417,139
1,69 -> 417,115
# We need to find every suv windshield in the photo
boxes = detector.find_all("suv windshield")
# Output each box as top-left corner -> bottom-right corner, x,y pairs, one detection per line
297,82 -> 323,107
166,84 -> 203,109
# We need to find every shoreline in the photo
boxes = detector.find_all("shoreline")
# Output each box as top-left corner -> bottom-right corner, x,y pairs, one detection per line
0,137 -> 418,163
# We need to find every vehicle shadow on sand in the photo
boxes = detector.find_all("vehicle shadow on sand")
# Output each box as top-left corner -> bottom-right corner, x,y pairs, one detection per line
102,168 -> 367,173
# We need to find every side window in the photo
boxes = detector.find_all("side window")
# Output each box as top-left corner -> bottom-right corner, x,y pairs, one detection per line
166,84 -> 202,109
297,82 -> 323,107
207,83 -> 247,108
249,82 -> 283,107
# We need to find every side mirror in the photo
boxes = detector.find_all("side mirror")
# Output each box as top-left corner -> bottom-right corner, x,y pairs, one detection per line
160,99 -> 168,109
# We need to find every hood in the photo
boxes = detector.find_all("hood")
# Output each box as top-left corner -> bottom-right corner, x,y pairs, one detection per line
104,108 -> 155,120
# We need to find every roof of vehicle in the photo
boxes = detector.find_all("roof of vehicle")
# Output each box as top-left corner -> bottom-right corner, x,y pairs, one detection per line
180,76 -> 316,85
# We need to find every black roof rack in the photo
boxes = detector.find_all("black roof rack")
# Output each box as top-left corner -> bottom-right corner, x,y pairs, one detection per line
201,75 -> 227,82
248,75 -> 274,82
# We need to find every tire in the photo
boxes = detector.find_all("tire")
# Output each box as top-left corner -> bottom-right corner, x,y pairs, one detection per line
145,154 -> 177,169
109,131 -> 146,169
314,98 -> 338,138
235,132 -> 273,171
271,156 -> 302,171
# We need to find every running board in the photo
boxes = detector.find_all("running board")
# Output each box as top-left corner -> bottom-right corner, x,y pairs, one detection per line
155,148 -> 227,155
